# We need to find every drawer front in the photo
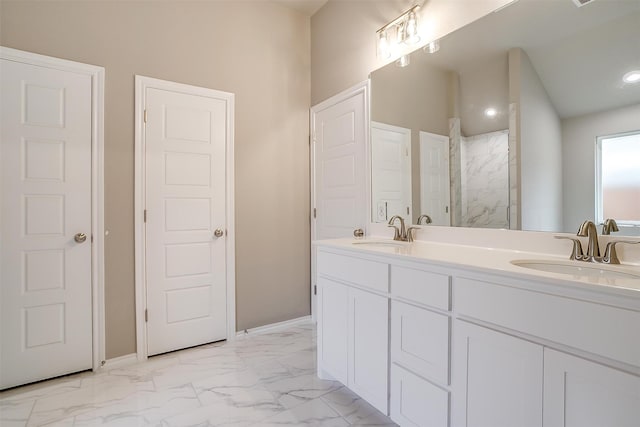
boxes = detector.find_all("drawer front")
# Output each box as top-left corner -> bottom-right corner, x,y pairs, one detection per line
317,250 -> 389,293
390,364 -> 449,427
455,277 -> 640,367
391,265 -> 450,310
391,301 -> 450,385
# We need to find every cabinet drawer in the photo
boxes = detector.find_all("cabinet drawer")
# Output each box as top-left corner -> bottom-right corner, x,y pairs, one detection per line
391,301 -> 449,385
390,364 -> 449,427
317,251 -> 389,293
455,277 -> 640,367
391,265 -> 450,310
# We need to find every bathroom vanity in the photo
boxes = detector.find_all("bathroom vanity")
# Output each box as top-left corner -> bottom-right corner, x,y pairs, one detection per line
315,238 -> 640,427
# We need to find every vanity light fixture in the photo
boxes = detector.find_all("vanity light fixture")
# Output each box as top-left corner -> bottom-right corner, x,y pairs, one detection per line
376,5 -> 422,60
622,70 -> 640,84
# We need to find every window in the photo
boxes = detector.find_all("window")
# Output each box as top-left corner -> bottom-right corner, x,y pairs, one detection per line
596,131 -> 640,227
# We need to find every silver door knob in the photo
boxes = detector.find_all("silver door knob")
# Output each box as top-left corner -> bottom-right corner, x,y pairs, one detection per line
213,228 -> 224,238
74,233 -> 87,243
353,228 -> 364,238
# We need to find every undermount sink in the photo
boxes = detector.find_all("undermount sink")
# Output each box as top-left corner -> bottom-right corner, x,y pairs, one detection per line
352,240 -> 410,248
511,259 -> 640,280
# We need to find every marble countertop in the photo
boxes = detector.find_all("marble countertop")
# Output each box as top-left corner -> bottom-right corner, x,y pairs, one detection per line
313,238 -> 640,298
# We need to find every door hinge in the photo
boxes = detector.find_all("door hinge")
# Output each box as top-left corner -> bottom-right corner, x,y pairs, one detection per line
446,206 -> 449,214
145,309 -> 148,322
314,285 -> 317,295
407,207 -> 410,215
144,109 -> 147,123
91,234 -> 94,243
313,208 -> 317,219
309,135 -> 311,145
144,210 -> 147,223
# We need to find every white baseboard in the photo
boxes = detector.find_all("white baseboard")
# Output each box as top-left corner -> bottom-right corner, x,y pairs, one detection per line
101,353 -> 138,370
236,315 -> 312,339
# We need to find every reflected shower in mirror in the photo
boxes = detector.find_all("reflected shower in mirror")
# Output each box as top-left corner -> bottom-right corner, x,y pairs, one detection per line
369,0 -> 640,235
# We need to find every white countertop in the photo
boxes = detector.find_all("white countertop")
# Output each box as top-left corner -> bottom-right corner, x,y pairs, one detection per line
314,238 -> 640,298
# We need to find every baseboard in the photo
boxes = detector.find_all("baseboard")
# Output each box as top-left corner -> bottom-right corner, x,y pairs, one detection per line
236,315 -> 312,339
101,353 -> 138,370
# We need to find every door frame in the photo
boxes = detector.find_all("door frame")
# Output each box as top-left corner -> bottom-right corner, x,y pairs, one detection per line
309,80 -> 370,321
134,75 -> 236,360
0,46 -> 106,370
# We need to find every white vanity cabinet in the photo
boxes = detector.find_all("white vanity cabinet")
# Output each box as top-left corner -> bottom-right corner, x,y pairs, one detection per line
315,242 -> 640,427
316,250 -> 390,414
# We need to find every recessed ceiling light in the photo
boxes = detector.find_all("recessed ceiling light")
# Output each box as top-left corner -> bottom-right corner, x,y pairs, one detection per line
623,70 -> 640,84
484,108 -> 497,117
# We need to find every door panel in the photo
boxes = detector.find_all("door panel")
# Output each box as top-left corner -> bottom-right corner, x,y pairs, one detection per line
145,87 -> 227,356
371,122 -> 411,222
1,59 -> 93,389
420,132 -> 451,226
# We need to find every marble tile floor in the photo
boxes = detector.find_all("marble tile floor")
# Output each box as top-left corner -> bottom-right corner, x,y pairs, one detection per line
0,323 -> 397,427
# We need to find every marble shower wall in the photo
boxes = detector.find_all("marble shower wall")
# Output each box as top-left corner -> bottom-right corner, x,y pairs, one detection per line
460,130 -> 510,228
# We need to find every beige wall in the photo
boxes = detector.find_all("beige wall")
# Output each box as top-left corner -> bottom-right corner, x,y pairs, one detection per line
509,48 -> 563,232
1,1 -> 311,358
561,103 -> 640,234
311,0 -> 514,105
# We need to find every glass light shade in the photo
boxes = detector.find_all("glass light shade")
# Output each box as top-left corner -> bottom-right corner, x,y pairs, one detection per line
424,39 -> 440,54
377,30 -> 391,59
404,11 -> 420,45
396,54 -> 410,67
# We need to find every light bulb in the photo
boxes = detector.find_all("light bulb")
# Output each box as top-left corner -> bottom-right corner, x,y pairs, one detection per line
484,108 -> 497,117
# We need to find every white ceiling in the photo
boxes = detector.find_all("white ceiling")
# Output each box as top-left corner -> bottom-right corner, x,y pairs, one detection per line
273,0 -> 328,16
387,0 -> 640,119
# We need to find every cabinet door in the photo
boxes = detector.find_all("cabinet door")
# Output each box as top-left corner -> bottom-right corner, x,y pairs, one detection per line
452,321 -> 543,427
390,363 -> 449,427
348,287 -> 389,414
391,301 -> 450,385
317,277 -> 348,384
544,349 -> 640,427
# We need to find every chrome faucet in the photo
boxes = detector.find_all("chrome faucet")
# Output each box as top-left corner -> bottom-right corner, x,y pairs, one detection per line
388,215 -> 406,241
388,215 -> 419,242
602,218 -> 619,235
417,214 -> 432,225
577,220 -> 601,262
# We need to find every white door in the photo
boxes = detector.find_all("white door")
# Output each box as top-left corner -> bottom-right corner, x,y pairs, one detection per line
544,349 -> 640,427
370,122 -> 411,222
1,58 -> 93,389
420,132 -> 450,226
311,82 -> 369,318
144,85 -> 228,356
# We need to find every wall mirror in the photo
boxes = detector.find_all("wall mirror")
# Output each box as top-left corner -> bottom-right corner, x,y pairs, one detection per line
370,0 -> 640,235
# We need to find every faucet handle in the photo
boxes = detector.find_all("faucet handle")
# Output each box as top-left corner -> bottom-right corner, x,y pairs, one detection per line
406,226 -> 420,242
602,218 -> 619,235
554,236 -> 584,261
602,240 -> 640,264
387,225 -> 401,241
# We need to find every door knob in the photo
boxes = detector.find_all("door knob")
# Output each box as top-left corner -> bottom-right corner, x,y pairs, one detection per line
213,228 -> 225,238
74,233 -> 87,243
353,228 -> 364,238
